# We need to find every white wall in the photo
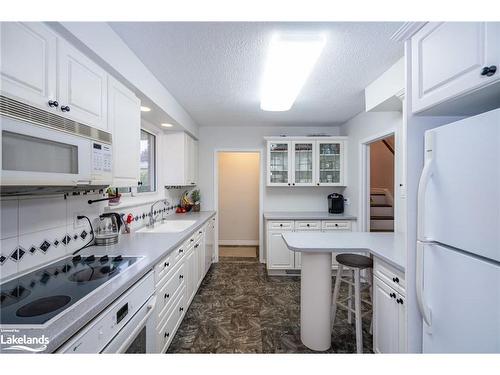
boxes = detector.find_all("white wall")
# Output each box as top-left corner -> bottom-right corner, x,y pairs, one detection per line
340,111 -> 403,232
198,125 -> 343,214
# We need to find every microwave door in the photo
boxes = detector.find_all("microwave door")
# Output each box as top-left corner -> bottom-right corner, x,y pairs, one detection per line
1,116 -> 91,186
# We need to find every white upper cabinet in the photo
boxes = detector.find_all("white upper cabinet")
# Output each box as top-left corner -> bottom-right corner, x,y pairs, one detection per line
108,76 -> 140,187
267,141 -> 291,186
316,141 -> 345,186
291,141 -> 316,187
57,39 -> 108,130
0,22 -> 57,109
411,22 -> 500,113
266,137 -> 347,187
163,132 -> 198,186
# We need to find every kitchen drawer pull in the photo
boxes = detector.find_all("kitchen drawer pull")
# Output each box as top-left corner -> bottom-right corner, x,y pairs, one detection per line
280,224 -> 283,227
199,231 -> 202,234
164,293 -> 169,299
306,224 -> 310,227
392,277 -> 399,283
396,298 -> 404,305
190,239 -> 194,242
164,332 -> 170,338
164,261 -> 169,267
390,292 -> 396,298
179,275 -> 184,280
179,307 -> 184,312
179,249 -> 183,253
194,244 -> 199,248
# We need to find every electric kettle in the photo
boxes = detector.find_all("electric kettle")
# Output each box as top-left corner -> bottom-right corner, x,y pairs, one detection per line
94,213 -> 122,246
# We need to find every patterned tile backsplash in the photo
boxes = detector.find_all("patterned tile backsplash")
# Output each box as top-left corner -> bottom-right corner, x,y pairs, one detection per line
0,189 -> 183,281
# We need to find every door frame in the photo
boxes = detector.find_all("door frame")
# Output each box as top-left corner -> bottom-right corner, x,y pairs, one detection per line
359,129 -> 397,232
213,149 -> 264,263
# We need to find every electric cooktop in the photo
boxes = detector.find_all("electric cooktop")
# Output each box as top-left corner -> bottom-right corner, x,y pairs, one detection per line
0,255 -> 139,325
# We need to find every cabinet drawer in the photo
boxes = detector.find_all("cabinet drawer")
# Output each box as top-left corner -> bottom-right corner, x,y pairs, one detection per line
374,258 -> 405,295
267,221 -> 294,230
322,221 -> 351,230
156,261 -> 186,321
295,221 -> 321,230
158,286 -> 186,353
155,244 -> 187,284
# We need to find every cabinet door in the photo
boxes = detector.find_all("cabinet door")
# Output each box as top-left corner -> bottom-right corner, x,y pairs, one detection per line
411,22 -> 500,113
108,76 -> 140,187
317,141 -> 344,186
186,250 -> 196,304
0,22 -> 57,109
267,231 -> 295,269
58,39 -> 108,129
291,141 -> 316,186
373,277 -> 399,353
397,294 -> 407,353
267,141 -> 291,186
189,137 -> 198,186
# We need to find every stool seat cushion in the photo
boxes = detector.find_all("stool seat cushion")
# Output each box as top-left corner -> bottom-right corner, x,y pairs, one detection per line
335,253 -> 373,269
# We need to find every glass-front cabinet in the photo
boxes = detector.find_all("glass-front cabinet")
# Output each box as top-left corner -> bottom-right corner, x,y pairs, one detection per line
267,141 -> 290,186
292,141 -> 316,186
266,137 -> 346,187
317,141 -> 344,186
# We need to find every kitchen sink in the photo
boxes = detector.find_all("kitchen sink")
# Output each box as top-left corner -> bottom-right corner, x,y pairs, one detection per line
136,220 -> 197,233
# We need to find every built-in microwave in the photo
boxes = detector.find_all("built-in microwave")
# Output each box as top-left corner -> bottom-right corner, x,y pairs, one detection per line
0,96 -> 112,193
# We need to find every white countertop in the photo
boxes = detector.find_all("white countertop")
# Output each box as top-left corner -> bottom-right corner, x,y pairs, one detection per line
282,232 -> 405,271
264,211 -> 357,221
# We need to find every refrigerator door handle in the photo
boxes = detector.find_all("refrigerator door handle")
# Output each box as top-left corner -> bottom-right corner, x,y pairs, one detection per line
416,145 -> 434,327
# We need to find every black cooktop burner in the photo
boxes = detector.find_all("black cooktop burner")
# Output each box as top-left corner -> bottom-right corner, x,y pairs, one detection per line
16,295 -> 71,317
0,255 -> 140,325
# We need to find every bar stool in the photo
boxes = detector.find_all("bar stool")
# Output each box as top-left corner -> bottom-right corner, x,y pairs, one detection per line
331,253 -> 373,354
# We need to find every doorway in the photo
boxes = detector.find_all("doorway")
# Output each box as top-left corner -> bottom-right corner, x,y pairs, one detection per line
368,135 -> 395,232
216,152 -> 261,259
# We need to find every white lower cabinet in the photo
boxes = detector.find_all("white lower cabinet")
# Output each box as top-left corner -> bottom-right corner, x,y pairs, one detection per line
266,221 -> 295,270
372,259 -> 406,353
154,220 -> 212,353
266,219 -> 352,271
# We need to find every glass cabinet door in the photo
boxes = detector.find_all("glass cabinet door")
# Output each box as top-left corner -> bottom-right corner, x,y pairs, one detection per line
317,141 -> 343,185
292,141 -> 315,186
268,141 -> 290,185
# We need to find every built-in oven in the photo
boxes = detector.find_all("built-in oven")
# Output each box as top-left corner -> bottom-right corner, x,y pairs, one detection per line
57,272 -> 157,354
0,95 -> 112,190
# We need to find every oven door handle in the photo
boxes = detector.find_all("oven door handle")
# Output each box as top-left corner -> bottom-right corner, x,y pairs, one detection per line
116,295 -> 157,353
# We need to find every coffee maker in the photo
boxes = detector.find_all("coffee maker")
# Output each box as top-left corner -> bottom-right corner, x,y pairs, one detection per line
328,193 -> 344,214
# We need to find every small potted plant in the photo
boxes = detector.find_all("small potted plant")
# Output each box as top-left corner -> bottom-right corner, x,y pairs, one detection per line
191,189 -> 201,212
106,187 -> 122,206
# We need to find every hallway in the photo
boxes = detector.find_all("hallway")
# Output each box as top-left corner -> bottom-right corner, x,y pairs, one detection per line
167,258 -> 373,353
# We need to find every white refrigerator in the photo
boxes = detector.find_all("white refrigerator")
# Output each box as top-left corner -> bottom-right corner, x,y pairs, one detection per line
416,108 -> 500,353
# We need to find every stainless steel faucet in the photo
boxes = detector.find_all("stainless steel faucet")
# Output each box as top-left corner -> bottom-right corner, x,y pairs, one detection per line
148,199 -> 170,227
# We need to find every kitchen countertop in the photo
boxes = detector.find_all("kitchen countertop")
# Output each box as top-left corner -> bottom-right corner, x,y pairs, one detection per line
282,232 -> 405,272
263,211 -> 357,221
5,211 -> 216,353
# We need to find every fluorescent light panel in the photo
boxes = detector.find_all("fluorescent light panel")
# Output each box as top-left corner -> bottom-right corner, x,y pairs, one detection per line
161,123 -> 173,128
260,33 -> 326,112
140,106 -> 151,112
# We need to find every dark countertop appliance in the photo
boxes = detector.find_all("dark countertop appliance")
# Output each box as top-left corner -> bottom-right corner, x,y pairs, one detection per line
328,193 -> 344,214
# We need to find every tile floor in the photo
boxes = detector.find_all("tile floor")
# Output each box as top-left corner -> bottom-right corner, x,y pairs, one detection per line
167,257 -> 373,353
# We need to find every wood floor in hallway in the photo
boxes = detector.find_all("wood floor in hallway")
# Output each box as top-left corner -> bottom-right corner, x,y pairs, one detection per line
167,257 -> 373,353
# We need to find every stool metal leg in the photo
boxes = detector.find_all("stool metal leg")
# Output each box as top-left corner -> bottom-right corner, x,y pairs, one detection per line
331,264 -> 343,328
347,269 -> 354,325
354,268 -> 363,354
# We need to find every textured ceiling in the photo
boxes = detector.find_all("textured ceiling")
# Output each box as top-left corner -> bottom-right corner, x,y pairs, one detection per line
109,22 -> 404,127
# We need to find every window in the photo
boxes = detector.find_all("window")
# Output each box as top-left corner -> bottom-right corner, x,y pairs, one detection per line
138,129 -> 156,193
116,129 -> 156,194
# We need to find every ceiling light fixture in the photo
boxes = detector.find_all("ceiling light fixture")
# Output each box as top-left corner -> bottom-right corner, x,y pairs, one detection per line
260,33 -> 326,112
161,123 -> 174,128
140,106 -> 151,112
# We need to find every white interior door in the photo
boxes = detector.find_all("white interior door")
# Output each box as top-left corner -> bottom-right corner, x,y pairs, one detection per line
424,108 -> 500,261
423,243 -> 500,353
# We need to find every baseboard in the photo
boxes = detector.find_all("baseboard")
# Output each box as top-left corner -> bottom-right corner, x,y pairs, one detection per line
218,240 -> 259,246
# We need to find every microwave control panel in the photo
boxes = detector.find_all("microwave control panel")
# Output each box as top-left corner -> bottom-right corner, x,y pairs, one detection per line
91,142 -> 113,182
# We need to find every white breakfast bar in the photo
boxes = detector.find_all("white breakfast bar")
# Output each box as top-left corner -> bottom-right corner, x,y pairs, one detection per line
282,232 -> 406,351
